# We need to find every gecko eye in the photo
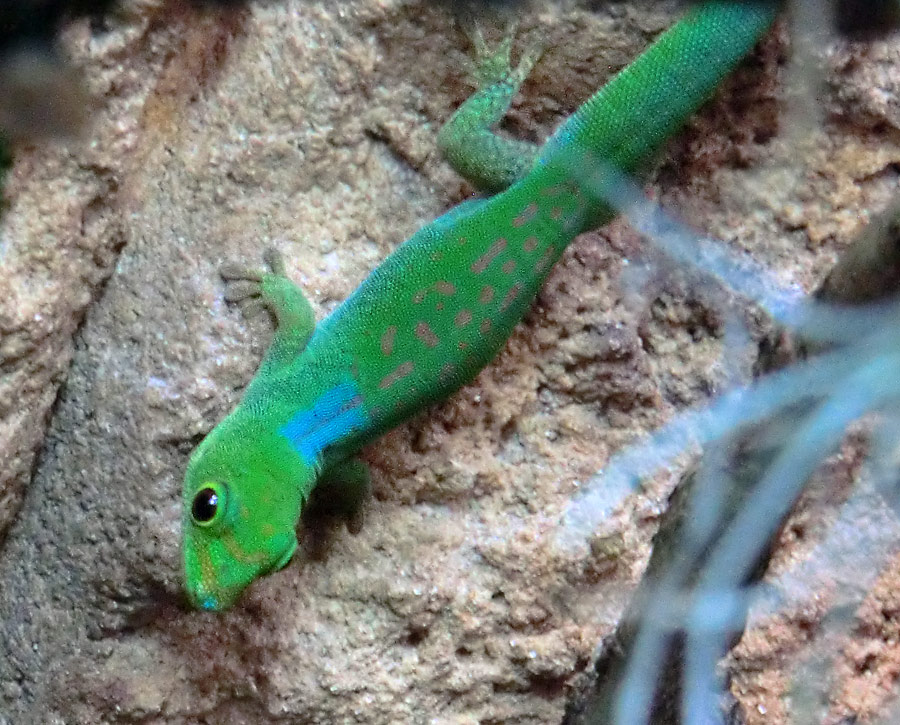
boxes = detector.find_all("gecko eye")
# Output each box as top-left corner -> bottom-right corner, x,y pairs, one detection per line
191,483 -> 227,527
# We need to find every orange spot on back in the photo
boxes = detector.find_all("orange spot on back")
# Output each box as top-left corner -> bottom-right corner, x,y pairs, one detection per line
500,282 -> 523,311
379,361 -> 415,390
471,238 -> 508,274
414,321 -> 440,348
535,245 -> 556,274
455,309 -> 473,327
381,326 -> 397,356
512,202 -> 538,227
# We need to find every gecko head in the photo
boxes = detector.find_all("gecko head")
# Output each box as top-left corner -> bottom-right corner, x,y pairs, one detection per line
181,420 -> 312,611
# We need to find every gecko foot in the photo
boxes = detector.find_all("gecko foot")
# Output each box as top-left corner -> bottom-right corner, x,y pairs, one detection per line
220,248 -> 317,352
220,248 -> 287,318
464,21 -> 544,91
438,19 -> 545,193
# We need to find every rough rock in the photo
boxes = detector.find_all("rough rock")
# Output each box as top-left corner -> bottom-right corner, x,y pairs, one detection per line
0,0 -> 898,723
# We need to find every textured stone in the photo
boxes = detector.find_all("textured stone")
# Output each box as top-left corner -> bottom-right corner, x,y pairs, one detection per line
0,1 -> 897,723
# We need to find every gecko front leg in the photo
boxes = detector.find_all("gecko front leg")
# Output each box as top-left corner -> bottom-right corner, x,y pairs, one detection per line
220,248 -> 316,382
311,458 -> 371,535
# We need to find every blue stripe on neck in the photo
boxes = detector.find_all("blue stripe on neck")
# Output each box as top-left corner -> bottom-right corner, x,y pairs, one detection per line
278,382 -> 368,463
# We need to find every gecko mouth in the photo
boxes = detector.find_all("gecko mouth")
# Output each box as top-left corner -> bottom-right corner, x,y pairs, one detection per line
186,576 -> 250,612
265,538 -> 297,573
185,538 -> 298,612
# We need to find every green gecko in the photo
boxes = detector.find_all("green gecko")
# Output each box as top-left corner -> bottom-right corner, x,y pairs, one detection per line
182,1 -> 780,611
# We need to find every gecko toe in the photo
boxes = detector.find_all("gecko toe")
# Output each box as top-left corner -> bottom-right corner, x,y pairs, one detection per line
262,248 -> 287,277
238,298 -> 268,319
460,19 -> 541,89
345,507 -> 365,535
220,262 -> 264,282
223,279 -> 263,302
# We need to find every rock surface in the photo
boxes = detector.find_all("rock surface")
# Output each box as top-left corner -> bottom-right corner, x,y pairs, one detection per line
0,0 -> 898,722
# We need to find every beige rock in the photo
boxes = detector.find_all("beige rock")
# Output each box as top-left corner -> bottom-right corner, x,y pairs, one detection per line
0,1 -> 897,723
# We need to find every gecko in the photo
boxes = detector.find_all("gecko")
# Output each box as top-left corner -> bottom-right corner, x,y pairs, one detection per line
182,1 -> 780,611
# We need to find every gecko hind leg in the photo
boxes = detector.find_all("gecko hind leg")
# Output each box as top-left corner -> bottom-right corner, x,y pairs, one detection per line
220,248 -> 316,378
437,22 -> 545,193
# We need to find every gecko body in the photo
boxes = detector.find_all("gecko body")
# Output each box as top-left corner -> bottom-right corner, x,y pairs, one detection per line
183,2 -> 779,611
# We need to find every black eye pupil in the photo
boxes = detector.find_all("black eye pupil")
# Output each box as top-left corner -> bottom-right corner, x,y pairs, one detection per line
192,487 -> 219,523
